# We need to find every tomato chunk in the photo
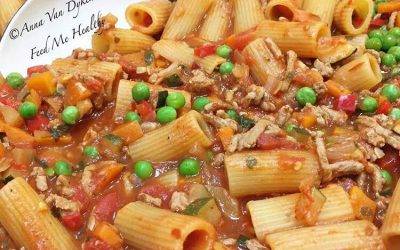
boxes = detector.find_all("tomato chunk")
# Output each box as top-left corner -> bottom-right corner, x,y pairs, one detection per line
93,192 -> 120,222
257,133 -> 299,150
377,98 -> 392,115
25,115 -> 49,133
194,44 -> 217,58
136,101 -> 156,122
27,65 -> 47,77
336,94 -> 357,113
61,212 -> 83,231
83,238 -> 113,250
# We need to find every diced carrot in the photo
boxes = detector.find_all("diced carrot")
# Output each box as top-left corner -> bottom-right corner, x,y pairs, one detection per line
25,89 -> 42,107
155,58 -> 168,68
217,127 -> 234,150
93,162 -> 124,194
326,80 -> 351,98
300,113 -> 317,128
64,81 -> 92,106
0,105 -> 23,127
0,121 -> 35,148
349,186 -> 377,222
377,1 -> 400,13
0,143 -> 5,158
112,121 -> 143,144
34,131 -> 72,146
93,222 -> 123,249
26,71 -> 56,96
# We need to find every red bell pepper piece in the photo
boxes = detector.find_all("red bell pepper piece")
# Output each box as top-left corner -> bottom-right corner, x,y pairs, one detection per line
194,44 -> 217,58
377,98 -> 392,115
25,115 -> 49,134
136,101 -> 156,122
83,238 -> 113,250
370,18 -> 387,28
61,212 -> 84,231
225,31 -> 255,51
337,94 -> 357,113
27,65 -> 47,77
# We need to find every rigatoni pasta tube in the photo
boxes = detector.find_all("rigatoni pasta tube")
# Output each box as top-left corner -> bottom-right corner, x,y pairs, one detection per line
265,220 -> 384,250
0,177 -> 78,249
129,110 -> 213,162
264,0 -> 299,21
255,20 -> 330,58
242,38 -> 285,94
114,80 -> 191,120
233,0 -> 264,34
115,201 -> 216,250
302,0 -> 338,27
332,53 -> 382,91
224,150 -> 320,197
152,40 -> 195,67
247,185 -> 354,240
92,28 -> 155,54
381,179 -> 400,249
195,55 -> 226,74
162,0 -> 213,40
198,0 -> 232,42
125,0 -> 173,35
334,0 -> 374,35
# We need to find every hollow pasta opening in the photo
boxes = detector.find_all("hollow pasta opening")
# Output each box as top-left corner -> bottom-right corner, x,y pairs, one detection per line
270,5 -> 294,21
130,10 -> 153,28
183,230 -> 210,250
387,236 -> 400,249
352,0 -> 371,29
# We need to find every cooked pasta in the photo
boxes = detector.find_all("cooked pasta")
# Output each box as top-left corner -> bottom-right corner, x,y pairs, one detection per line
232,0 -> 264,34
198,0 -> 232,42
152,39 -> 195,66
195,55 -> 226,74
115,201 -> 216,249
381,180 -> 400,249
264,0 -> 299,21
265,220 -> 384,249
225,150 -> 320,197
332,53 -> 382,91
125,0 -> 173,35
92,28 -> 155,54
302,0 -> 338,27
334,0 -> 374,35
255,20 -> 330,58
162,0 -> 213,40
247,185 -> 354,239
0,178 -> 78,249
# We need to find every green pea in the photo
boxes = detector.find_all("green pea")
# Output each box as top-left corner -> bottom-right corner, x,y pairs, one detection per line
45,168 -> 55,177
388,46 -> 400,61
83,146 -> 99,158
179,158 -> 200,176
360,97 -> 378,113
19,101 -> 38,119
390,108 -> 400,120
62,106 -> 80,125
368,29 -> 385,42
365,37 -> 382,51
285,123 -> 297,133
216,45 -> 232,58
381,84 -> 400,102
193,97 -> 211,112
226,109 -> 239,121
132,82 -> 150,102
166,92 -> 186,109
219,62 -> 234,75
382,34 -> 398,51
124,111 -> 141,123
134,160 -> 153,180
381,170 -> 393,186
382,53 -> 397,67
295,87 -> 317,106
390,27 -> 400,38
54,161 -> 72,176
156,106 -> 177,124
6,72 -> 24,89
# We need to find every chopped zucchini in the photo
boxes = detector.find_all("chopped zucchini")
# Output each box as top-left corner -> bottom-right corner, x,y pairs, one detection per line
156,91 -> 169,108
295,186 -> 327,226
184,197 -> 222,226
99,134 -> 123,159
349,186 -> 376,221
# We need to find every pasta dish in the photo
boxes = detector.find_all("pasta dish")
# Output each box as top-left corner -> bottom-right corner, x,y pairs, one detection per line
1,0 -> 400,249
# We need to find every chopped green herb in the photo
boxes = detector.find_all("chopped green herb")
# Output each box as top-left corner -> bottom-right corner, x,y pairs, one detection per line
49,124 -> 70,140
237,235 -> 250,250
144,50 -> 155,65
35,158 -> 48,168
156,91 -> 169,108
165,74 -> 182,87
238,115 -> 255,129
183,198 -> 212,215
103,134 -> 123,145
245,156 -> 257,169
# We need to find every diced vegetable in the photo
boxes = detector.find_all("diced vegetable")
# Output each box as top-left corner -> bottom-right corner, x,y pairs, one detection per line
144,50 -> 155,65
0,105 -> 23,127
377,97 -> 392,114
156,91 -> 169,109
93,222 -> 123,249
295,181 -> 327,226
298,113 -> 317,128
112,122 -> 143,144
136,101 -> 156,122
27,65 -> 47,76
217,127 -> 234,150
184,197 -> 222,226
64,81 -> 92,105
93,162 -> 124,194
165,74 -> 183,87
349,186 -> 377,221
237,235 -> 250,249
257,133 -> 299,150
188,184 -> 212,201
26,115 -> 49,133
0,121 -> 35,147
100,134 -> 123,158
194,44 -> 217,58
83,238 -> 113,250
134,160 -> 154,180
206,185 -> 240,220
25,89 -> 42,108
93,192 -> 120,222
377,1 -> 400,13
238,115 -> 255,129
225,32 -> 255,51
26,71 -> 55,96
54,161 -> 72,176
11,148 -> 35,166
61,212 -> 83,231
337,94 -> 357,113
326,80 -> 351,98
